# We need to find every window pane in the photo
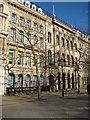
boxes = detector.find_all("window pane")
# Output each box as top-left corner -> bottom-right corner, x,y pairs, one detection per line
0,5 -> 3,12
10,28 -> 16,41
40,38 -> 43,49
33,55 -> 37,66
33,36 -> 37,45
26,33 -> 30,45
20,17 -> 24,26
19,31 -> 23,43
18,53 -> 22,65
12,13 -> 16,23
40,25 -> 43,33
40,56 -> 43,68
34,23 -> 37,31
9,51 -> 14,64
48,32 -> 51,43
56,35 -> 59,45
27,20 -> 31,28
26,53 -> 30,66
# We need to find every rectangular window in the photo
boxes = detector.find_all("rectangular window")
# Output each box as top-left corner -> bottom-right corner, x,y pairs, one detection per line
26,53 -> 30,66
20,17 -> 24,26
33,36 -> 37,46
12,13 -> 16,23
33,55 -> 37,67
40,38 -> 43,49
27,20 -> 31,28
9,51 -> 14,65
26,33 -> 30,45
18,52 -> 23,65
34,23 -> 37,31
40,56 -> 43,68
19,31 -> 23,43
10,28 -> 16,41
0,5 -> 3,12
40,25 -> 43,33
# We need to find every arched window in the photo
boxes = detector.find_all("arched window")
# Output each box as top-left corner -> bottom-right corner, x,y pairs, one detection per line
18,74 -> 23,87
40,75 -> 43,86
33,75 -> 37,88
56,35 -> 59,45
70,41 -> 73,50
26,75 -> 30,88
66,39 -> 69,49
67,55 -> 70,65
74,43 -> 77,52
48,32 -> 51,43
61,37 -> 64,47
48,50 -> 52,63
8,73 -> 15,88
0,4 -> 3,12
62,53 -> 65,63
71,56 -> 74,65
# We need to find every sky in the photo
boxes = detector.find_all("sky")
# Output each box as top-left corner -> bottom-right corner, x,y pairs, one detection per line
34,2 -> 88,34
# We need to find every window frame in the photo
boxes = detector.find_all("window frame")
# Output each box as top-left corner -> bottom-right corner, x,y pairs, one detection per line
19,31 -> 24,43
18,52 -> 23,66
12,13 -> 16,23
10,28 -> 16,41
26,52 -> 30,66
48,32 -> 51,43
34,22 -> 37,31
9,50 -> 14,65
20,16 -> 24,26
0,4 -> 3,12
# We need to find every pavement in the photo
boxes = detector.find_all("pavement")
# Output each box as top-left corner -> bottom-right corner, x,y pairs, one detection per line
1,92 -> 89,119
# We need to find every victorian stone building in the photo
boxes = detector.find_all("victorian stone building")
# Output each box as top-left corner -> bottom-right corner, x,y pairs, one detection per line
0,0 -> 89,94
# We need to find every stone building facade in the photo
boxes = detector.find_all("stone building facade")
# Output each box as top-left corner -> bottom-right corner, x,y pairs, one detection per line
0,0 -> 89,94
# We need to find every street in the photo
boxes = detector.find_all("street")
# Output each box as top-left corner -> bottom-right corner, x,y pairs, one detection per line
2,92 -> 89,119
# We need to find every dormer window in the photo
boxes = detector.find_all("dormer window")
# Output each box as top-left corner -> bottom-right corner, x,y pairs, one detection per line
32,4 -> 37,11
38,8 -> 43,14
24,1 -> 31,8
0,4 -> 3,12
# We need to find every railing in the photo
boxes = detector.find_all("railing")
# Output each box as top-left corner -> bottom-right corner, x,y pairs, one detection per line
6,87 -> 38,95
6,85 -> 50,95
